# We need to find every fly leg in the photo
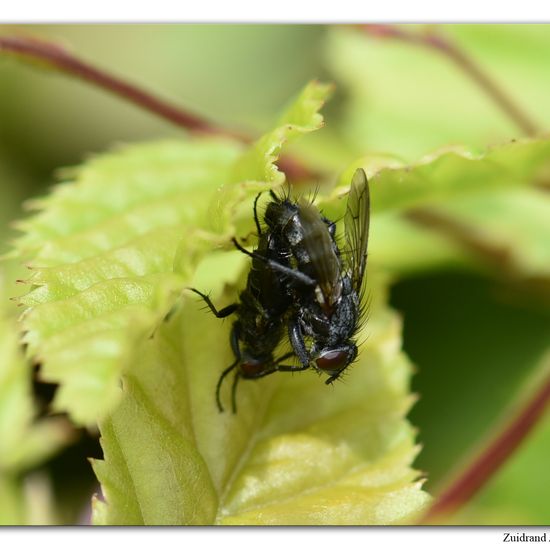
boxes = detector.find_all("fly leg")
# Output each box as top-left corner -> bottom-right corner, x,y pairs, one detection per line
188,288 -> 238,318
237,354 -> 308,381
216,356 -> 239,413
216,322 -> 243,413
273,351 -> 309,373
230,370 -> 241,414
276,363 -> 310,373
253,192 -> 263,237
188,288 -> 242,412
232,238 -> 316,288
288,319 -> 311,370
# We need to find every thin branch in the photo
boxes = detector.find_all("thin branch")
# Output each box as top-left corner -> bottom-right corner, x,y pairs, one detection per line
357,24 -> 539,137
0,34 -> 315,181
421,354 -> 550,523
406,208 -> 550,301
0,35 -> 246,140
406,207 -> 517,274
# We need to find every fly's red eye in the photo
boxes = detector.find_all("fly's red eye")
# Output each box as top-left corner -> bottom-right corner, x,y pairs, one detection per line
315,350 -> 349,374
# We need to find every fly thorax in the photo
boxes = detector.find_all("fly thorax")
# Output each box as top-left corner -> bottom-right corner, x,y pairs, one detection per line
286,215 -> 303,246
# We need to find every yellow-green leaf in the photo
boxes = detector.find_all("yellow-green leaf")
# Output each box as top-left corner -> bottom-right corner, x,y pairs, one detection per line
0,277 -> 70,473
12,139 -> 243,425
11,81 -> 332,427
231,81 -> 332,185
92,274 -> 429,525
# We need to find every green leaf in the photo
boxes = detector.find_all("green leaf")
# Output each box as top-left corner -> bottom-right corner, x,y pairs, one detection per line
12,139 -> 243,425
203,81 -> 334,245
333,138 -> 550,214
0,476 -> 25,525
0,472 -> 58,526
10,79 -> 427,524
0,277 -> 70,474
231,80 -> 332,185
325,25 -> 550,161
91,274 -> 429,525
431,187 -> 550,281
315,139 -> 550,280
0,274 -> 71,525
370,188 -> 550,284
320,25 -> 550,282
367,212 -> 472,277
11,81 -> 332,426
368,187 -> 550,282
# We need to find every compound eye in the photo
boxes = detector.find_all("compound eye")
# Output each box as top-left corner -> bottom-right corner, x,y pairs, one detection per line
315,350 -> 349,375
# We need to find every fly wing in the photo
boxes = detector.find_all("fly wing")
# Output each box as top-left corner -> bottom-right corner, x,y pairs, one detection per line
344,168 -> 370,294
298,198 -> 341,308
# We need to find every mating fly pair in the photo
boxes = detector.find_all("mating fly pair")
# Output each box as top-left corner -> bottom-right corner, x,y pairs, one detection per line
190,168 -> 371,413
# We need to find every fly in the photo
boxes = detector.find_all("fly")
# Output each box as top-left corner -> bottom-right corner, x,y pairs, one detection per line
190,168 -> 370,412
275,168 -> 371,384
188,195 -> 314,413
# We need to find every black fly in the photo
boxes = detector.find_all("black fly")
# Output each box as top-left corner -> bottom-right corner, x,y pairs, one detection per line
190,168 -> 370,412
283,168 -> 371,384
188,195 -> 314,413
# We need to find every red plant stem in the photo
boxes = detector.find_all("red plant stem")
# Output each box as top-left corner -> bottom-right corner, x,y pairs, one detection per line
0,36 -> 248,140
422,359 -> 550,522
0,35 -> 247,140
358,24 -> 539,137
0,34 -> 315,181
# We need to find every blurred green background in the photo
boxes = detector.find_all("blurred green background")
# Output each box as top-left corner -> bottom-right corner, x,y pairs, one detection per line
1,24 -> 550,524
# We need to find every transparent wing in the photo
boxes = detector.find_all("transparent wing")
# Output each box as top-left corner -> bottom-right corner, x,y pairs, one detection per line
344,168 -> 370,293
298,198 -> 341,307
